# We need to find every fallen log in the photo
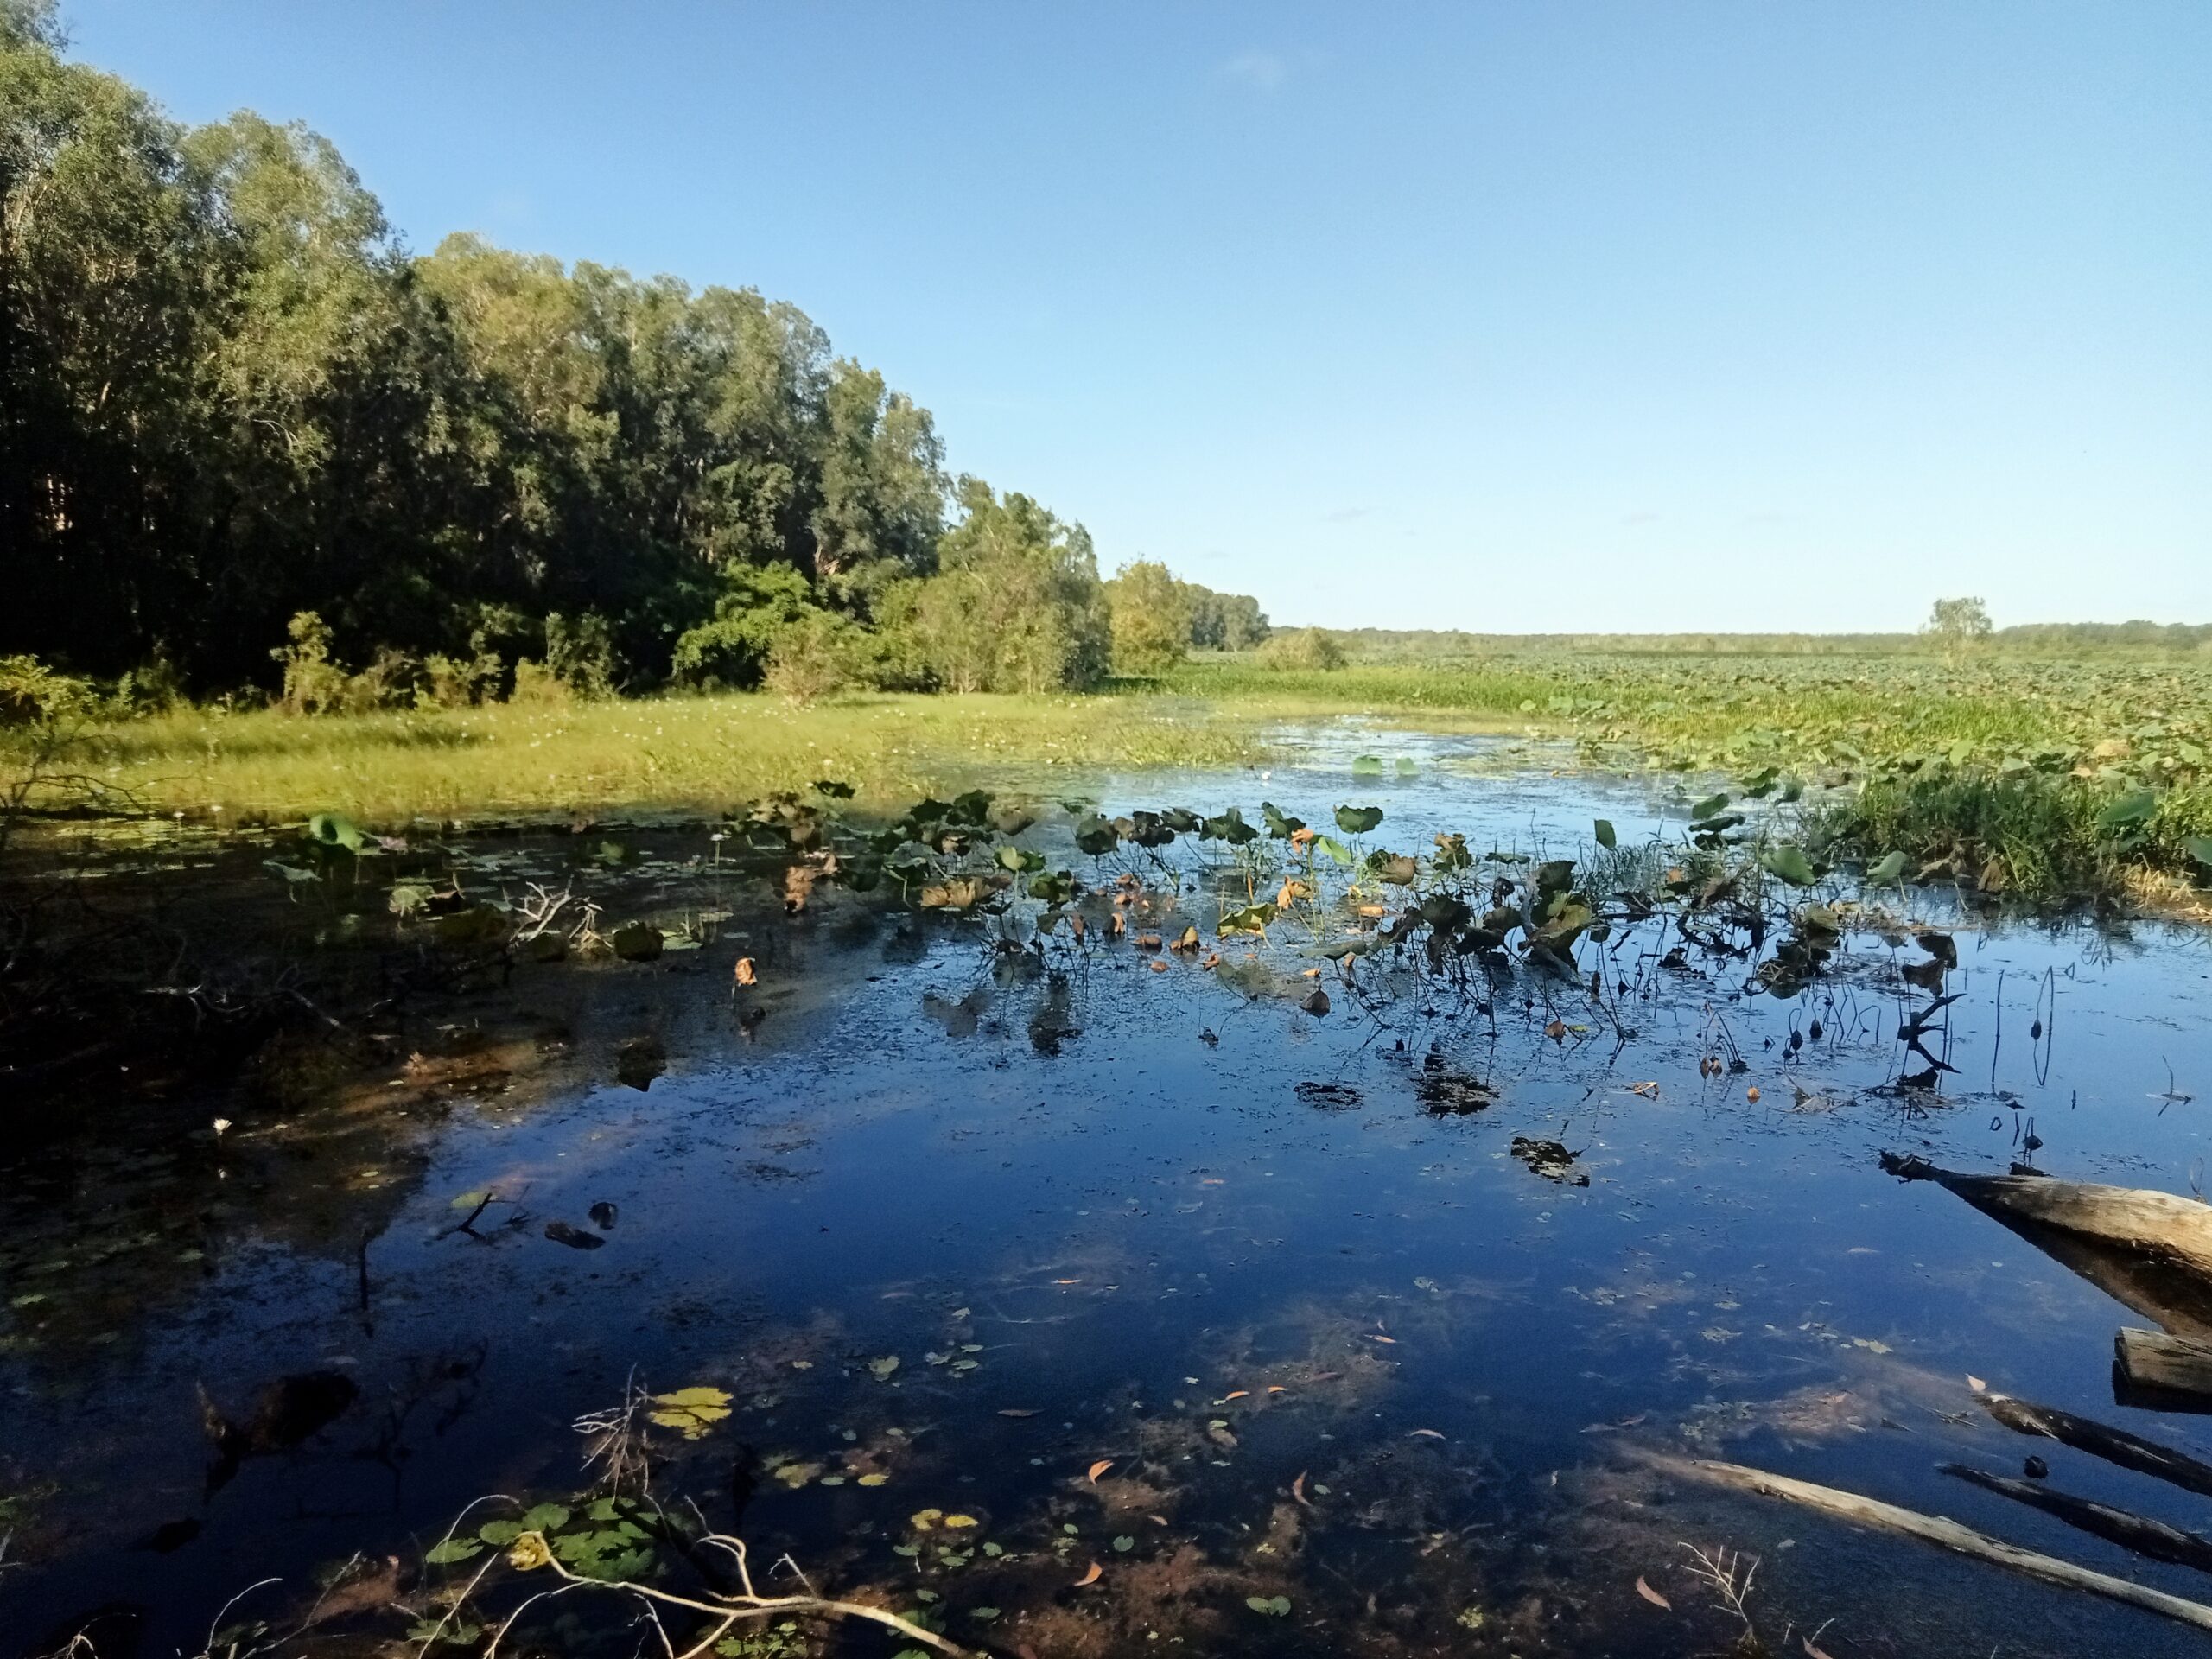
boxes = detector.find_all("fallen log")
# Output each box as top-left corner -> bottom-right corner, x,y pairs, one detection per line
2118,1329 -> 2212,1408
1643,1452 -> 2212,1632
1881,1154 -> 2212,1338
1939,1462 -> 2212,1575
1981,1393 -> 2212,1499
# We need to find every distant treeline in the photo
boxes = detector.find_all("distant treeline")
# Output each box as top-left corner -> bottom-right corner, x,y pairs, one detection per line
1297,625 -> 2212,663
0,3 -> 1261,702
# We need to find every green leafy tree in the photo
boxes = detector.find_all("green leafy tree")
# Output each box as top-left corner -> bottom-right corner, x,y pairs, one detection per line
810,359 -> 946,610
671,563 -> 825,688
1183,583 -> 1271,650
1106,560 -> 1193,676
1925,596 -> 1993,659
906,479 -> 1109,693
0,22 -> 1177,698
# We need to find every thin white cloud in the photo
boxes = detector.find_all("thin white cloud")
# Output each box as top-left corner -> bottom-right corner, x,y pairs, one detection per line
1322,505 -> 1369,524
1623,510 -> 1659,526
1221,50 -> 1287,91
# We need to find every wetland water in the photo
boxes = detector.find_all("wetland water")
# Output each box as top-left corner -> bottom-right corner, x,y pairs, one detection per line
6,728 -> 2212,1658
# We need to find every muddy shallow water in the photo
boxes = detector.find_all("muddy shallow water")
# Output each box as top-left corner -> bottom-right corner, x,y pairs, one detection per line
7,728 -> 2212,1657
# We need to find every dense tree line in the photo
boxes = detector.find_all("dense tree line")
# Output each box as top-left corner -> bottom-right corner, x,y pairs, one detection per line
0,3 -> 1263,702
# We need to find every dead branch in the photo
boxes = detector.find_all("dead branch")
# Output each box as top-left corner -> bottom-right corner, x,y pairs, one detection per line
1642,1451 -> 2212,1632
1980,1392 -> 2212,1498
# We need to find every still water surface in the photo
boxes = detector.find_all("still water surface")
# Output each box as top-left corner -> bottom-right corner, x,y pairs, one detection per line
6,728 -> 2212,1656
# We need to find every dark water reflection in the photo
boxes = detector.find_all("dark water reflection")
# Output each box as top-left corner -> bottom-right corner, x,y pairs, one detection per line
7,733 -> 2212,1656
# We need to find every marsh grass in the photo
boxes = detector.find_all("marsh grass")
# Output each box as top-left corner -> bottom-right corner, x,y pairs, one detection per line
69,692 -> 1265,826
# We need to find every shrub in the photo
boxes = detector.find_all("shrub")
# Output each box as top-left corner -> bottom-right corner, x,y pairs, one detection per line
507,658 -> 572,705
1256,627 -> 1345,671
671,564 -> 820,689
342,648 -> 422,712
0,655 -> 94,728
544,611 -> 617,699
112,654 -> 187,715
764,613 -> 874,703
271,612 -> 347,715
421,646 -> 502,708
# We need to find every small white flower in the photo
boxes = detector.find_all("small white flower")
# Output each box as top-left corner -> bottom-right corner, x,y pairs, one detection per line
213,1117 -> 232,1137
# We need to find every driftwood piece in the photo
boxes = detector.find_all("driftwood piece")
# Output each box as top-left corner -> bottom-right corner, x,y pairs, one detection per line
1981,1392 -> 2212,1499
1644,1452 -> 2212,1632
2118,1328 -> 2212,1407
1939,1462 -> 2212,1575
1882,1153 -> 2212,1338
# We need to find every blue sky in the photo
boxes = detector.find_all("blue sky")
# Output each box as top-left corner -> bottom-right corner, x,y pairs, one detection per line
67,2 -> 2212,631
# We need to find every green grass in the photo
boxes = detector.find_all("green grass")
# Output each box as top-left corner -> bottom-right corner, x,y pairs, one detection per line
24,645 -> 2212,904
64,690 -> 1265,826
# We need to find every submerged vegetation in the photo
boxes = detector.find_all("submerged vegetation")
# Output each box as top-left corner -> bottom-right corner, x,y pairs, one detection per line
0,758 -> 1966,1651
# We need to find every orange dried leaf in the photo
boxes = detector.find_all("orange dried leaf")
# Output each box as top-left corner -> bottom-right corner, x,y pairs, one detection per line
1224,1389 -> 1249,1401
1075,1561 -> 1103,1586
734,957 -> 758,987
1087,1459 -> 1114,1483
1636,1576 -> 1672,1611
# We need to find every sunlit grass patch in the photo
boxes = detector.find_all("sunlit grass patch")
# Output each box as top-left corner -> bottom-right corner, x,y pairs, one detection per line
76,690 -> 1268,825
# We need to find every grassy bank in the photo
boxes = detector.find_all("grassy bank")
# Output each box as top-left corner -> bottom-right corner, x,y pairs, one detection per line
20,646 -> 2212,904
61,691 -> 1267,826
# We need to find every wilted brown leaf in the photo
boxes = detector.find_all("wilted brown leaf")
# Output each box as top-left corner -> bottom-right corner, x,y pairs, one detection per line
1076,1561 -> 1103,1586
734,956 -> 757,988
1291,1470 -> 1311,1507
1088,1459 -> 1114,1483
1636,1576 -> 1671,1610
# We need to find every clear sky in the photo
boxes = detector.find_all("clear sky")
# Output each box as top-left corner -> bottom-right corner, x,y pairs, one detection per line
64,2 -> 2212,632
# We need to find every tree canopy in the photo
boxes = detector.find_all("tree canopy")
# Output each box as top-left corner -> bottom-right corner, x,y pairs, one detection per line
0,21 -> 1257,700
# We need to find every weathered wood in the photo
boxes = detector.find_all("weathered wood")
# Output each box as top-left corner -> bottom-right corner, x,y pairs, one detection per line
1981,1392 -> 2212,1500
1883,1154 -> 2212,1277
2118,1328 -> 2212,1404
1939,1462 -> 2212,1575
1644,1452 -> 2212,1632
1882,1154 -> 2212,1338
